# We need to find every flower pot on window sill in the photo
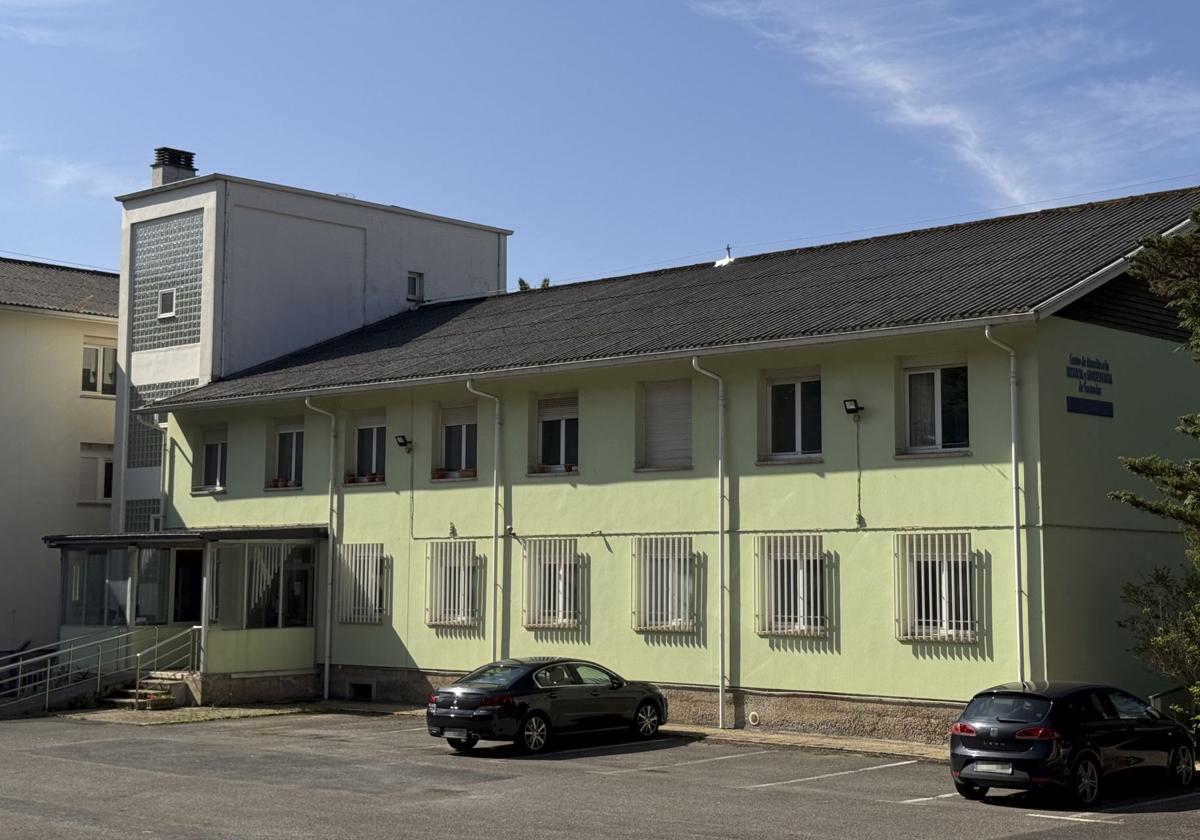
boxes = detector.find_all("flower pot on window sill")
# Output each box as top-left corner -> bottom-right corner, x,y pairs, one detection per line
432,468 -> 447,480
344,472 -> 355,485
563,463 -> 576,473
459,468 -> 477,479
287,479 -> 299,488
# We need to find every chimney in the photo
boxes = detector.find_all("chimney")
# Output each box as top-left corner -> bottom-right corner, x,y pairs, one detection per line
151,147 -> 197,187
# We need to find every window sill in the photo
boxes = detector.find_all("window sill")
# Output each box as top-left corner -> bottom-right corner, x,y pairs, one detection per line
79,392 -> 116,401
431,475 -> 477,484
633,465 -> 693,473
527,469 -> 580,478
343,479 -> 387,489
77,499 -> 112,507
756,455 -> 823,466
191,487 -> 227,497
894,449 -> 972,460
264,484 -> 303,492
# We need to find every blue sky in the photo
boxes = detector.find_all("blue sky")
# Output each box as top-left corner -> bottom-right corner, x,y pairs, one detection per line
1,0 -> 1198,287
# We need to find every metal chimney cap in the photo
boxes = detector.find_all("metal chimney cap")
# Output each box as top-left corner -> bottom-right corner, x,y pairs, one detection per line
152,147 -> 196,170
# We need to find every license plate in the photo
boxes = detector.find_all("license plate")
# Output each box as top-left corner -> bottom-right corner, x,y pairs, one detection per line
976,762 -> 1012,775
443,728 -> 468,740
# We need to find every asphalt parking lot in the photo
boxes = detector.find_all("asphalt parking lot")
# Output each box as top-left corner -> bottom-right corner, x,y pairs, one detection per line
1,712 -> 1196,839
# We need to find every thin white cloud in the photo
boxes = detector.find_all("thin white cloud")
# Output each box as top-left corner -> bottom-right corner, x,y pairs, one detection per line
0,0 -> 126,48
30,157 -> 142,199
693,0 -> 1200,205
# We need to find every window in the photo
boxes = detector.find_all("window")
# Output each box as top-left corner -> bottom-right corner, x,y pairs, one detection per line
439,404 -> 477,477
426,540 -> 481,626
198,426 -> 227,490
134,549 -> 170,625
210,545 -> 245,625
755,534 -> 826,636
963,694 -> 1052,723
533,664 -> 579,688
537,395 -> 579,471
906,365 -> 969,451
523,538 -> 580,629
81,344 -> 117,395
244,544 -> 315,629
157,288 -> 176,319
354,415 -> 386,482
62,549 -> 128,626
894,532 -> 976,642
768,378 -> 821,457
639,379 -> 691,469
407,271 -> 424,302
574,663 -> 615,686
338,543 -> 390,624
632,536 -> 696,632
79,443 -> 114,502
273,422 -> 304,486
1107,690 -> 1154,721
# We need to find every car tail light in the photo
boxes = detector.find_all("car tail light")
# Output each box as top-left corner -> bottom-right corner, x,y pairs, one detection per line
427,693 -> 438,704
1015,726 -> 1059,740
480,694 -> 514,707
950,722 -> 976,736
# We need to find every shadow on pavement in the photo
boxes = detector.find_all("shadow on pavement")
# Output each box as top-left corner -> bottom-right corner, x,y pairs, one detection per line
448,730 -> 692,761
980,774 -> 1199,815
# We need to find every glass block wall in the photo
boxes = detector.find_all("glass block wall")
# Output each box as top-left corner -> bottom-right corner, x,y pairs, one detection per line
130,211 -> 204,352
124,498 -> 161,533
127,379 -> 199,468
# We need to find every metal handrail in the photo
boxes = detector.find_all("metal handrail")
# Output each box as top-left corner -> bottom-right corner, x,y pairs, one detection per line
132,626 -> 200,710
0,628 -> 142,675
0,627 -> 119,667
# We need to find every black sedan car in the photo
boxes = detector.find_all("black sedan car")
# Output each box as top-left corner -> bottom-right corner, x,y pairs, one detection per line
426,657 -> 668,753
951,681 -> 1195,805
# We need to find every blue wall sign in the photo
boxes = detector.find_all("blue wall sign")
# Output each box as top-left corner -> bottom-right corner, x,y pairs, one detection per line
1065,353 -> 1114,418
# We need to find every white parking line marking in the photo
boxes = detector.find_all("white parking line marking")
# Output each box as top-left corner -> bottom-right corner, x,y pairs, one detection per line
742,759 -> 918,789
1026,813 -> 1123,825
888,792 -> 957,804
526,738 -> 674,758
591,749 -> 772,775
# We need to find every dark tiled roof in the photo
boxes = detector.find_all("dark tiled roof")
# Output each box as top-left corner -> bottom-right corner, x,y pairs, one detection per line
0,257 -> 118,318
155,186 -> 1200,409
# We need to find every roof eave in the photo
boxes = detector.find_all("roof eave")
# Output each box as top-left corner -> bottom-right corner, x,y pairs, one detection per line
139,311 -> 1037,415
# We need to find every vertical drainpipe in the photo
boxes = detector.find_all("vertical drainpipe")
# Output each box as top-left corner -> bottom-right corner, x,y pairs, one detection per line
305,397 -> 337,699
691,357 -> 726,729
983,326 -> 1025,686
466,380 -> 502,663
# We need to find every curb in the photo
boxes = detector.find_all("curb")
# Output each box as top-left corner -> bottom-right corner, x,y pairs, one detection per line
661,725 -> 947,763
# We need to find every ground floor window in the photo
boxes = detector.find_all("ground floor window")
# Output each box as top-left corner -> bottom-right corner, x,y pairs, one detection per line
209,543 -> 316,629
338,543 -> 390,624
523,538 -> 581,629
425,540 -> 481,627
62,549 -> 128,626
894,532 -> 976,642
755,534 -> 826,636
631,536 -> 696,632
135,549 -> 170,625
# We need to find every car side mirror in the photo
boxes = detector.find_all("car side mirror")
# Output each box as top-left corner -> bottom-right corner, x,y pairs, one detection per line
610,679 -> 625,689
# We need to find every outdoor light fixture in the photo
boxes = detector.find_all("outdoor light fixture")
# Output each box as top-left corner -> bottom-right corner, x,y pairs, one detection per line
394,434 -> 413,453
843,399 -> 864,415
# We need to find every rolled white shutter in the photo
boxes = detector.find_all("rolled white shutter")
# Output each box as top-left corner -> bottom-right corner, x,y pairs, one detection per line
538,396 -> 578,423
441,404 -> 477,427
643,380 -> 691,468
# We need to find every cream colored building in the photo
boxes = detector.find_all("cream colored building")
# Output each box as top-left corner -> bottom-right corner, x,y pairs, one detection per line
0,258 -> 118,651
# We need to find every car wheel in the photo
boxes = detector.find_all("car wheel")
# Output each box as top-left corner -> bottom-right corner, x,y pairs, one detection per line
954,780 -> 987,800
1168,744 -> 1195,788
633,701 -> 661,738
1070,754 -> 1102,806
519,713 -> 551,754
446,736 -> 477,754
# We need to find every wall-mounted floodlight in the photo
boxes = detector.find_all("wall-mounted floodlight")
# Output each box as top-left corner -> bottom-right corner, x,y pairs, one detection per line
394,434 -> 413,453
843,399 -> 864,416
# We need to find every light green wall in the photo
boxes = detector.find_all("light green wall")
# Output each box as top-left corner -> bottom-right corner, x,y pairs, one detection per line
205,627 -> 316,673
167,326 -> 1048,701
1034,316 -> 1198,694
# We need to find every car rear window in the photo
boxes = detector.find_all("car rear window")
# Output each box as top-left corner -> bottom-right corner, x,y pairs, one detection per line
458,664 -> 526,687
964,693 -> 1051,723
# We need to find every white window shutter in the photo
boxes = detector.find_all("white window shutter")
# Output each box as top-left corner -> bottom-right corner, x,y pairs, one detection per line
441,404 -> 477,427
643,380 -> 691,468
538,395 -> 578,423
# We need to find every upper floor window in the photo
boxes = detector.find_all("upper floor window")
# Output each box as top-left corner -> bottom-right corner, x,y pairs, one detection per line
273,421 -> 304,487
407,271 -> 424,302
638,379 -> 691,469
537,394 -> 578,472
768,377 -> 821,457
438,403 -> 477,478
906,365 -> 969,451
79,443 -> 114,503
81,344 -> 116,395
157,288 -> 176,319
353,413 -> 386,483
198,425 -> 227,490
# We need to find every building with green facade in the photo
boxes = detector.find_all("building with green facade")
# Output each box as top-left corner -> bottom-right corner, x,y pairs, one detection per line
45,180 -> 1200,733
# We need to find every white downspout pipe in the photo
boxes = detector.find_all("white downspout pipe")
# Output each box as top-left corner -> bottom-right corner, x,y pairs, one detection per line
305,397 -> 337,699
984,326 -> 1025,686
466,380 -> 502,663
691,357 -> 726,729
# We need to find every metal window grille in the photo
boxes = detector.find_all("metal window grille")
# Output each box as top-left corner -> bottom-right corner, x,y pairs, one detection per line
755,534 -> 826,636
338,543 -> 388,624
426,540 -> 481,627
523,538 -> 580,629
894,532 -> 977,642
631,536 -> 696,632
